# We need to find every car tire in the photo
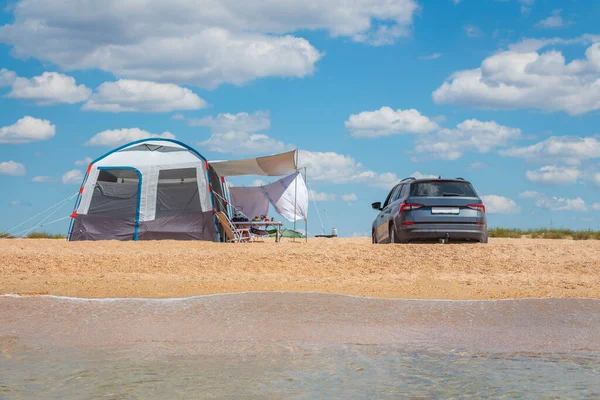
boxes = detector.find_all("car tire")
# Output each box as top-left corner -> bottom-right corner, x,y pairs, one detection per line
480,235 -> 488,244
389,223 -> 399,244
372,231 -> 377,244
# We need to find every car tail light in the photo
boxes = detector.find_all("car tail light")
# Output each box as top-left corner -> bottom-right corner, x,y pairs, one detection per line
399,203 -> 423,212
467,203 -> 486,213
402,221 -> 415,226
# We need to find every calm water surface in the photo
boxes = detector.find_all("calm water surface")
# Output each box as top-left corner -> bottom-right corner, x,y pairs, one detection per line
1,293 -> 599,399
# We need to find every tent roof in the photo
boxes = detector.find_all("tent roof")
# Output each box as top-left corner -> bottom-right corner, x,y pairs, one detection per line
91,139 -> 207,168
209,150 -> 297,177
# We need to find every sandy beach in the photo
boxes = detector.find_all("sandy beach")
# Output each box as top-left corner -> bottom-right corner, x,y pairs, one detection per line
1,237 -> 599,300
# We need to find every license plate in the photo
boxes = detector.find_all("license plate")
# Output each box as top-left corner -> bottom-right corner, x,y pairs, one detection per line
431,207 -> 460,214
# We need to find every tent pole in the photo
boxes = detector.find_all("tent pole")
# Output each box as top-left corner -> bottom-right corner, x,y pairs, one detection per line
293,148 -> 299,242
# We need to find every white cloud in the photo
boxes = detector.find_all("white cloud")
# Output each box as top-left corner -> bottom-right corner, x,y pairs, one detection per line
74,157 -> 93,166
418,53 -> 442,60
342,193 -> 358,202
525,165 -> 581,185
592,203 -> 600,211
433,42 -> 600,115
414,119 -> 521,160
520,190 -> 543,199
0,0 -> 418,88
310,190 -> 337,201
345,107 -> 438,138
536,196 -> 588,212
501,136 -> 600,165
536,10 -> 567,29
32,176 -> 55,183
200,131 -> 290,155
299,150 -> 399,188
508,34 -> 600,53
411,171 -> 438,179
0,116 -> 56,144
464,25 -> 484,38
481,195 -> 521,214
520,191 -> 588,212
8,72 -> 91,104
0,161 -> 26,176
467,162 -> 487,170
62,169 -> 84,184
190,111 -> 270,132
196,111 -> 286,155
86,128 -> 175,147
10,200 -> 31,207
171,113 -> 186,121
593,173 -> 600,188
0,68 -> 16,86
252,179 -> 266,186
83,80 -> 207,112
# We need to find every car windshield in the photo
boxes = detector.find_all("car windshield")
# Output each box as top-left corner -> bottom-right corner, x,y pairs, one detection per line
410,181 -> 477,197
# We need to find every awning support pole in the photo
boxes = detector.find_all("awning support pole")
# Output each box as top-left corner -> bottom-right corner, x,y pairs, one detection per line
304,166 -> 308,243
293,148 -> 299,242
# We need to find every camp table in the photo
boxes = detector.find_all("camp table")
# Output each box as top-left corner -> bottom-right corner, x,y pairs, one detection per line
232,221 -> 283,242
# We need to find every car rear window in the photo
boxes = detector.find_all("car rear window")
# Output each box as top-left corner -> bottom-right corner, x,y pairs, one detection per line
410,181 -> 477,197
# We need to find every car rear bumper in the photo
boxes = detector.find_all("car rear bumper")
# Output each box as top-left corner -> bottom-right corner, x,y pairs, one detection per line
397,223 -> 487,242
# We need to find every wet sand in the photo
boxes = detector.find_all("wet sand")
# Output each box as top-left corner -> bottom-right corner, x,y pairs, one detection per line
1,237 -> 599,299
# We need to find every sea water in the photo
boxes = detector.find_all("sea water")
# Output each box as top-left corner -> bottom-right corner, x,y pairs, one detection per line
1,293 -> 600,399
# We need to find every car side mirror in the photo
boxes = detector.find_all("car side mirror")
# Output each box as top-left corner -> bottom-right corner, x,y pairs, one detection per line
371,202 -> 382,211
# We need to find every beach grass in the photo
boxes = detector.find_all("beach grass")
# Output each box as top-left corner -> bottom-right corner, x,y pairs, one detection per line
488,228 -> 600,240
24,232 -> 67,239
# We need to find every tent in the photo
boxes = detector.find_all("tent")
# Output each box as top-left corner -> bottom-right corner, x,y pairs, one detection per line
68,139 -> 220,241
67,140 -> 307,242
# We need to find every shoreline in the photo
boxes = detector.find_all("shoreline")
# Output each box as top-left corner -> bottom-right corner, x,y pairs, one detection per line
3,292 -> 600,302
1,237 -> 600,300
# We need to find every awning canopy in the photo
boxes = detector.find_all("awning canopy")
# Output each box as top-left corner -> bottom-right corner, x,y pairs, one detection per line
228,171 -> 308,222
209,150 -> 297,177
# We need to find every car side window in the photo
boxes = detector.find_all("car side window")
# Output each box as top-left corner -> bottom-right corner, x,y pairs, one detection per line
391,184 -> 404,202
401,183 -> 410,198
382,185 -> 398,209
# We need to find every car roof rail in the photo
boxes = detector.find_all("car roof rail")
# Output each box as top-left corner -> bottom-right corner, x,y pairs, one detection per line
401,177 -> 416,182
455,177 -> 465,180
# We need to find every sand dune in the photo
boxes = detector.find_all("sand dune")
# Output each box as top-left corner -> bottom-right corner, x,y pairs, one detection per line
1,238 -> 599,300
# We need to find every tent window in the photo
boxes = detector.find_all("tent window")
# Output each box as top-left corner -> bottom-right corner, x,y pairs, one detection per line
88,169 -> 140,219
156,168 -> 202,217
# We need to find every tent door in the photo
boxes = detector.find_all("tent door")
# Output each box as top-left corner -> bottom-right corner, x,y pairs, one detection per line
87,167 -> 142,241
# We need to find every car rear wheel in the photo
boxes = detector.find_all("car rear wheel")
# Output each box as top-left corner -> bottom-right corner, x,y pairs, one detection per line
372,231 -> 377,244
389,223 -> 398,244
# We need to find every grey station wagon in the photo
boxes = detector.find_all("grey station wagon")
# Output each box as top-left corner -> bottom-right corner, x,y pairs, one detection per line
371,177 -> 488,244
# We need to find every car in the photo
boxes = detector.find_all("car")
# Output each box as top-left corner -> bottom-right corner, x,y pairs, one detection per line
371,177 -> 488,244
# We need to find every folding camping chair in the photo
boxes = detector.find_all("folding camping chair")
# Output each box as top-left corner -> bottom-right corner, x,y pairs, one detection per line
216,212 -> 252,243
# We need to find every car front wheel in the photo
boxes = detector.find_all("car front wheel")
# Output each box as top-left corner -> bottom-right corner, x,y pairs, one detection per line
372,231 -> 377,244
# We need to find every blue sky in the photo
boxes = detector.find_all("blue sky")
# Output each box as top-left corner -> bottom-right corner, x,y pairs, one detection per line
1,0 -> 600,237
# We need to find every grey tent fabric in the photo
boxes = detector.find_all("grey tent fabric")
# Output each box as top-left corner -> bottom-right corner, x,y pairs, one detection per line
229,186 -> 270,220
88,181 -> 139,220
209,150 -> 297,177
